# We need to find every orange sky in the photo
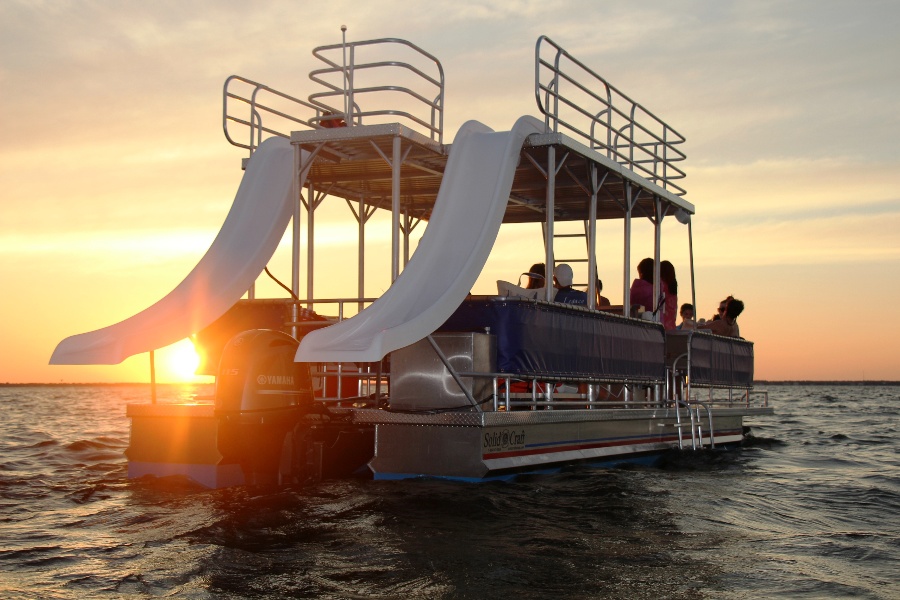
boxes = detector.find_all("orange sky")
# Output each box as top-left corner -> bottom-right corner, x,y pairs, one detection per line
2,1 -> 898,383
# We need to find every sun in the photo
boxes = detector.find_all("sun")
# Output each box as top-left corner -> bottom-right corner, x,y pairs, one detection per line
159,338 -> 204,382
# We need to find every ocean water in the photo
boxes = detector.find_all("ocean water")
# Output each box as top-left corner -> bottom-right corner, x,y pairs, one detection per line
0,384 -> 898,599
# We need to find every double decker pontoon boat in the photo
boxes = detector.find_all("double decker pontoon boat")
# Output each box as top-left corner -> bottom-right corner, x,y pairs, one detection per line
51,35 -> 771,487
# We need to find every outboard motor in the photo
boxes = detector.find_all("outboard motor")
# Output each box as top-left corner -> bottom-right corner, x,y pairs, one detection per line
214,329 -> 313,486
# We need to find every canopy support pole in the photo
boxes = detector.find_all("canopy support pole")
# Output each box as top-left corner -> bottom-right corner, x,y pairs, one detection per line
149,350 -> 157,404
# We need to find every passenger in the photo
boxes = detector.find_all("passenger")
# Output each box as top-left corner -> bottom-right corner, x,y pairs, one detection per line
660,260 -> 678,331
524,263 -> 546,290
699,298 -> 744,337
629,257 -> 654,314
677,303 -> 696,330
553,264 -> 587,305
711,295 -> 733,322
596,279 -> 611,307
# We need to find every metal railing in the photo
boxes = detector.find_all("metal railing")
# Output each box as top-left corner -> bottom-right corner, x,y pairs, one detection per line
535,36 -> 687,196
288,297 -> 387,406
222,75 -> 321,157
309,38 -> 445,143
667,359 -> 765,409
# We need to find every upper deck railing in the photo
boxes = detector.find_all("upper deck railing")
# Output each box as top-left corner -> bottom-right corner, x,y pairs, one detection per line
222,75 -> 321,156
535,36 -> 687,196
222,38 -> 446,157
308,38 -> 445,143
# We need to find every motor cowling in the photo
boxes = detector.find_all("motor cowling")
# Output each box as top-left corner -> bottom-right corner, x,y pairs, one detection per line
214,329 -> 313,486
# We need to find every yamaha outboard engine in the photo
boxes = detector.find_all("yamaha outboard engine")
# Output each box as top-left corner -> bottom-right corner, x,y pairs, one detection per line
215,329 -> 313,486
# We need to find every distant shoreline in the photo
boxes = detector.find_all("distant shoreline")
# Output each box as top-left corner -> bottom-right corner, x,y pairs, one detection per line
2,380 -> 898,387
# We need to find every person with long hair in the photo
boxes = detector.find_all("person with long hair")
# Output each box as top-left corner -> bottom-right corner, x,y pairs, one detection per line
660,260 -> 678,330
596,278 -> 611,307
700,298 -> 744,337
524,263 -> 545,290
629,257 -> 654,315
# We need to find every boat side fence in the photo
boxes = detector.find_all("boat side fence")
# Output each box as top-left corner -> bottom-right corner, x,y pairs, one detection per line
304,299 -> 764,411
209,296 -> 762,412
535,35 -> 687,196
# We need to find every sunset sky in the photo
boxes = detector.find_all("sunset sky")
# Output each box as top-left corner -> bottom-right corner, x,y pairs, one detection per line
2,0 -> 898,383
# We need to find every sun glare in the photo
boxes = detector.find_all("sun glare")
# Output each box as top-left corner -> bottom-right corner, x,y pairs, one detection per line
161,339 -> 203,382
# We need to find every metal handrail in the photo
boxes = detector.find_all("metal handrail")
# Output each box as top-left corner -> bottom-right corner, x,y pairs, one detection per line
222,75 -> 320,157
309,38 -> 445,143
534,36 -> 687,196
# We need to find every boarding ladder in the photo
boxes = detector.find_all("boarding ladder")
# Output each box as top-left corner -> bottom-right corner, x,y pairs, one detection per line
671,399 -> 716,450
669,356 -> 716,450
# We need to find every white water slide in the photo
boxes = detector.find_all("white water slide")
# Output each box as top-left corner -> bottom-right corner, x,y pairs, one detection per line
295,116 -> 544,363
51,116 -> 544,366
50,137 -> 299,365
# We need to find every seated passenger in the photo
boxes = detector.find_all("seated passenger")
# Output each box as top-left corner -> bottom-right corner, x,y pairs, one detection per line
629,257 -> 655,313
711,295 -> 734,322
677,303 -> 696,330
596,279 -> 611,307
524,263 -> 546,290
699,298 -> 744,337
660,260 -> 678,330
553,264 -> 587,305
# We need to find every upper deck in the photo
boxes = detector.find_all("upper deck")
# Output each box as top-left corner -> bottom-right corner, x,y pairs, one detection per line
225,36 -> 693,227
290,125 -> 694,225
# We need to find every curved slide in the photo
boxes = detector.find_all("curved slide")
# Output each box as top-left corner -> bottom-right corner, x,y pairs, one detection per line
50,137 -> 300,365
295,115 -> 545,364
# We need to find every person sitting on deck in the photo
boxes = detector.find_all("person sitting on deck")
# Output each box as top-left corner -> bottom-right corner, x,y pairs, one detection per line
677,303 -> 697,330
629,257 -> 655,314
553,264 -> 587,305
711,295 -> 734,322
596,278 -> 611,307
699,298 -> 744,337
660,260 -> 678,331
524,263 -> 546,290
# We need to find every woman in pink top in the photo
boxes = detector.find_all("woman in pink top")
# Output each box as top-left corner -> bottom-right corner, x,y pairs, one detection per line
660,260 -> 678,331
629,257 -> 655,315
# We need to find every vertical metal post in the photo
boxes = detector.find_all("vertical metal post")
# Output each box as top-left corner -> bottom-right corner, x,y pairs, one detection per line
391,135 -> 401,281
375,360 -> 382,404
307,183 -> 316,308
292,145 -> 302,338
653,197 -> 662,318
358,195 -> 366,312
688,218 -> 696,324
341,25 -> 348,119
544,146 -> 556,301
623,183 -> 633,311
586,164 -> 598,309
493,377 -> 499,412
149,350 -> 157,404
403,212 -> 411,266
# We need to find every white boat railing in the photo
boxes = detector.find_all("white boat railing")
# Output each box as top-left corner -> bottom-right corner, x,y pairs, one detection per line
309,37 -> 445,143
535,36 -> 687,196
222,37 -> 445,160
222,75 -> 320,157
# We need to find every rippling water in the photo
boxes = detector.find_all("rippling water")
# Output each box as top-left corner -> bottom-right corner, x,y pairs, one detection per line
1,384 -> 898,599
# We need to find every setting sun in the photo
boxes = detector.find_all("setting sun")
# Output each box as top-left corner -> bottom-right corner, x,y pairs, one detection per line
158,338 -> 206,383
